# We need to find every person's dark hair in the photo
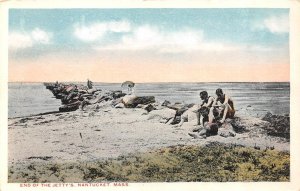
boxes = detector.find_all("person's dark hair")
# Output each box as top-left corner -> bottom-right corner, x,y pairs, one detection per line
216,88 -> 223,96
200,91 -> 208,98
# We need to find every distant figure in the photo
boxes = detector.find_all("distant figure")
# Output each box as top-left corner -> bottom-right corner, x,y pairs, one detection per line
210,88 -> 235,123
87,79 -> 93,89
128,84 -> 134,94
121,81 -> 135,95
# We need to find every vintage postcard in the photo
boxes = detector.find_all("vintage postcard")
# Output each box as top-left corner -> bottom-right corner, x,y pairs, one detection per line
1,0 -> 300,191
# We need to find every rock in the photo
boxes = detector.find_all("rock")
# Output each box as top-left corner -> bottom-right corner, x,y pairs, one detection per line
112,91 -> 126,99
167,103 -> 195,116
135,104 -> 144,108
55,93 -> 64,99
161,100 -> 171,106
66,92 -> 78,102
59,101 -> 81,112
88,94 -> 104,104
144,104 -> 156,112
81,93 -> 93,98
230,116 -> 269,133
87,88 -> 98,94
166,103 -> 185,111
130,96 -> 156,108
192,127 -> 201,132
180,106 -> 198,124
188,133 -> 200,139
262,112 -> 290,139
115,103 -> 125,108
122,94 -> 138,106
123,96 -> 155,108
78,89 -> 87,94
66,86 -> 75,93
111,98 -> 123,107
218,123 -> 236,137
147,108 -> 176,123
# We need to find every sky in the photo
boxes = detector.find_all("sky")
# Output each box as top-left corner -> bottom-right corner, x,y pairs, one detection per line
8,9 -> 289,82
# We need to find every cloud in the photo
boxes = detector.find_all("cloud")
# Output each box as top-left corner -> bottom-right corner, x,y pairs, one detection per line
31,28 -> 51,44
71,17 -> 284,53
95,25 -> 270,53
254,14 -> 289,34
120,25 -> 165,49
9,32 -> 33,50
74,20 -> 131,42
107,20 -> 131,33
96,25 -> 205,52
9,28 -> 52,51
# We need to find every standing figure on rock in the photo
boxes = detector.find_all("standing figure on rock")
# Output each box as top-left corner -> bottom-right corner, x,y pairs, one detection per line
87,79 -> 93,89
121,81 -> 135,95
210,88 -> 235,124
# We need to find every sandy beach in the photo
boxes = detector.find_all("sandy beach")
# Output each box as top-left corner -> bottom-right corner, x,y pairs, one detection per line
7,82 -> 291,182
8,98 -> 290,182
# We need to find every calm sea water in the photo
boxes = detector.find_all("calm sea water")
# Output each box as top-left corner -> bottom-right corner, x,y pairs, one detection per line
8,82 -> 290,118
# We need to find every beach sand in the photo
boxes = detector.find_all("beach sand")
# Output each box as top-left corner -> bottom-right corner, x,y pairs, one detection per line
8,103 -> 289,162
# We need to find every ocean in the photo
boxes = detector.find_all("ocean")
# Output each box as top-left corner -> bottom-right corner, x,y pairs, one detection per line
8,82 -> 290,118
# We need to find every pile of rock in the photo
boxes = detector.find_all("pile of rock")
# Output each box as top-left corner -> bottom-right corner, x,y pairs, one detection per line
44,82 -> 155,112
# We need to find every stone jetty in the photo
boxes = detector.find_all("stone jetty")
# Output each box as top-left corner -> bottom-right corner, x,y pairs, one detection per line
43,82 -> 155,112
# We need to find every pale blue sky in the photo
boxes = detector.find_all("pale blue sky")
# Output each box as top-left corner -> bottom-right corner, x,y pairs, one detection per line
8,9 -> 290,82
9,9 -> 289,56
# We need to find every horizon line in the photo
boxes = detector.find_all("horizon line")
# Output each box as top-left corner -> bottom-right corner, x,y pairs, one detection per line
7,80 -> 290,83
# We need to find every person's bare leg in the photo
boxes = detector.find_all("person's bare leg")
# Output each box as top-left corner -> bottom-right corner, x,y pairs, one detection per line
220,105 -> 229,123
196,111 -> 200,125
208,107 -> 214,123
199,115 -> 204,127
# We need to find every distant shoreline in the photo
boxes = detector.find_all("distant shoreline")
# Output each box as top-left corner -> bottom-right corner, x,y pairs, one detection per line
8,81 -> 290,84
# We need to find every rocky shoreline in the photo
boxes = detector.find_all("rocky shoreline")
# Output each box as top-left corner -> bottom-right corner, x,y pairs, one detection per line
42,82 -> 290,141
8,82 -> 290,182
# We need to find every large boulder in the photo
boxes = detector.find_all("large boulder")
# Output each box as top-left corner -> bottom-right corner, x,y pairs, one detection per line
123,95 -> 155,108
87,88 -> 98,94
131,96 -> 155,107
262,112 -> 290,139
122,94 -> 138,107
230,116 -> 269,133
166,103 -> 185,111
111,91 -> 126,99
180,105 -> 199,125
144,104 -> 157,112
65,86 -> 75,93
218,123 -> 236,137
147,108 -> 176,123
59,101 -> 81,112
